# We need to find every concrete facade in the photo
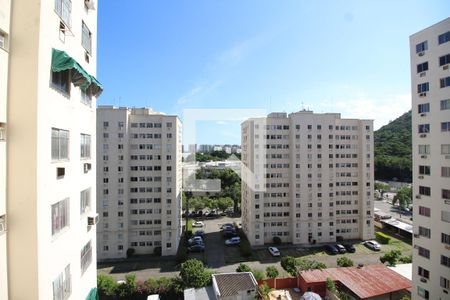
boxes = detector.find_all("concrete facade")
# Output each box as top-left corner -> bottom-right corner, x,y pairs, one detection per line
97,106 -> 182,259
410,17 -> 450,300
3,0 -> 100,299
241,111 -> 374,246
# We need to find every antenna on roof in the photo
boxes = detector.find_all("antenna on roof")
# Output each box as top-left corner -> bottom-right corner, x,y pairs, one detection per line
301,101 -> 305,111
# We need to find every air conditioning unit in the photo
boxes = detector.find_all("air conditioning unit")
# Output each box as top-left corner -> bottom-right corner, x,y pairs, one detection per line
0,33 -> 4,49
83,163 -> 92,173
420,113 -> 426,117
420,134 -> 427,138
418,52 -> 424,56
421,155 -> 427,158
420,72 -> 426,77
444,65 -> 449,70
416,195 -> 421,199
0,215 -> 6,233
419,92 -> 427,97
418,175 -> 424,179
0,123 -> 6,140
87,213 -> 99,225
420,277 -> 427,283
84,0 -> 95,10
414,244 -> 419,249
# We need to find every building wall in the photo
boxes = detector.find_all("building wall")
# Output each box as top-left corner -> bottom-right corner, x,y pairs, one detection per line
410,17 -> 450,300
0,0 -> 10,298
241,111 -> 374,246
97,106 -> 182,259
7,0 -> 98,299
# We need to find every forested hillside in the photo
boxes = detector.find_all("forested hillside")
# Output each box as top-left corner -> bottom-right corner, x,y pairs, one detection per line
374,110 -> 412,181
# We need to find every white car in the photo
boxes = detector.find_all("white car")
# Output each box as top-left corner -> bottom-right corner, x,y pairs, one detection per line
225,236 -> 241,246
192,221 -> 204,227
363,240 -> 381,251
268,247 -> 281,257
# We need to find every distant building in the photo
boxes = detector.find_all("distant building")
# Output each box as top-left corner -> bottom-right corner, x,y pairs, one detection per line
241,111 -> 374,246
410,17 -> 450,299
97,106 -> 182,258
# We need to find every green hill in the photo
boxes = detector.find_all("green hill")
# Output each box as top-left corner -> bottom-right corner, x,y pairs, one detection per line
374,110 -> 412,182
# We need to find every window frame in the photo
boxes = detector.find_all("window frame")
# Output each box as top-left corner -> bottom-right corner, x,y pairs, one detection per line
80,133 -> 91,159
52,198 -> 70,237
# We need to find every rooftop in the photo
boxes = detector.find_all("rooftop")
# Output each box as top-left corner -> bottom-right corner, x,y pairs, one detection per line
300,264 -> 411,299
212,272 -> 257,298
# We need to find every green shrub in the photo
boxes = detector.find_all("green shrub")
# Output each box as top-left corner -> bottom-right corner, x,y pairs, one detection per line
97,274 -> 118,297
281,256 -> 298,276
236,263 -> 252,272
154,246 -> 162,256
375,232 -> 391,244
337,256 -> 354,267
399,255 -> 412,263
252,269 -> 265,280
326,277 -> 337,293
126,248 -> 135,258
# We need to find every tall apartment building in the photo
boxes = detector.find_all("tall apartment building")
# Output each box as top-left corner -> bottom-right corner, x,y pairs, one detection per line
97,106 -> 182,259
1,0 -> 102,299
241,111 -> 374,246
410,18 -> 450,300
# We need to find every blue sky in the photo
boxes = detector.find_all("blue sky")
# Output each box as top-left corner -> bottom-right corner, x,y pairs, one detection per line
97,1 -> 449,145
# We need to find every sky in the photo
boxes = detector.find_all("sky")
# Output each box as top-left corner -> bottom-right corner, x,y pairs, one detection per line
97,1 -> 450,145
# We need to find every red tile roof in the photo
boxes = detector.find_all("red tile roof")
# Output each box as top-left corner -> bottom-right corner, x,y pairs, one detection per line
300,264 -> 411,299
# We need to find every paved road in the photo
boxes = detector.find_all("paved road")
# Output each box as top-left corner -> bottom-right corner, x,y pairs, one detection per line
203,219 -> 226,268
374,199 -> 413,225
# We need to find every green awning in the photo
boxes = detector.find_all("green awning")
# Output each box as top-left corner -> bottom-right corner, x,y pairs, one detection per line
51,48 -> 103,97
85,287 -> 98,300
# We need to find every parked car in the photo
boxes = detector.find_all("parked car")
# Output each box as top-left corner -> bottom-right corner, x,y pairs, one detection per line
194,230 -> 205,237
343,244 -> 356,253
188,236 -> 203,246
225,237 -> 241,246
188,244 -> 205,252
221,223 -> 234,230
223,229 -> 237,238
363,240 -> 381,251
192,221 -> 204,227
268,247 -> 281,257
335,244 -> 347,254
324,244 -> 339,255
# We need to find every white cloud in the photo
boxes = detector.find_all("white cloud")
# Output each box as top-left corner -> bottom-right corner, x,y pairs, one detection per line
176,80 -> 223,105
314,93 -> 411,130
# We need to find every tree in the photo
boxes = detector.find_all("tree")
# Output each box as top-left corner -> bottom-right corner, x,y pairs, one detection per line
252,269 -> 265,280
236,263 -> 252,273
97,275 -> 118,297
179,259 -> 211,288
281,256 -> 298,276
258,283 -> 273,300
265,266 -> 279,289
115,274 -> 137,298
337,257 -> 354,267
375,182 -> 390,193
218,197 -> 234,212
297,259 -> 326,271
380,250 -> 402,267
393,187 -> 412,208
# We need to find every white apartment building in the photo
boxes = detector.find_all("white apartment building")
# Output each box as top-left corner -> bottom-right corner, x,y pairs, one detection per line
97,106 -> 182,259
1,0 -> 101,299
241,111 -> 374,246
410,18 -> 450,300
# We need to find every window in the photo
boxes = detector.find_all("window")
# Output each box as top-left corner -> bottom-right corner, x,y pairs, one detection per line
441,76 -> 450,88
80,188 -> 91,215
80,240 -> 92,274
52,198 -> 69,236
441,276 -> 450,289
442,233 -> 450,245
438,31 -> 450,44
418,103 -> 430,113
51,69 -> 71,94
441,99 -> 450,110
442,144 -> 450,154
442,167 -> 450,177
81,21 -> 92,54
441,255 -> 450,267
418,165 -> 430,175
440,54 -> 450,66
419,186 -> 431,196
52,128 -> 69,160
418,246 -> 430,259
418,226 -> 431,238
416,41 -> 427,53
417,286 -> 429,299
417,82 -> 429,93
442,211 -> 450,223
419,206 -> 430,217
441,122 -> 450,132
418,144 -> 430,154
418,124 -> 430,133
54,0 -> 72,27
418,266 -> 429,279
417,62 -> 428,73
443,189 -> 450,200
52,264 -> 71,300
80,134 -> 91,159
